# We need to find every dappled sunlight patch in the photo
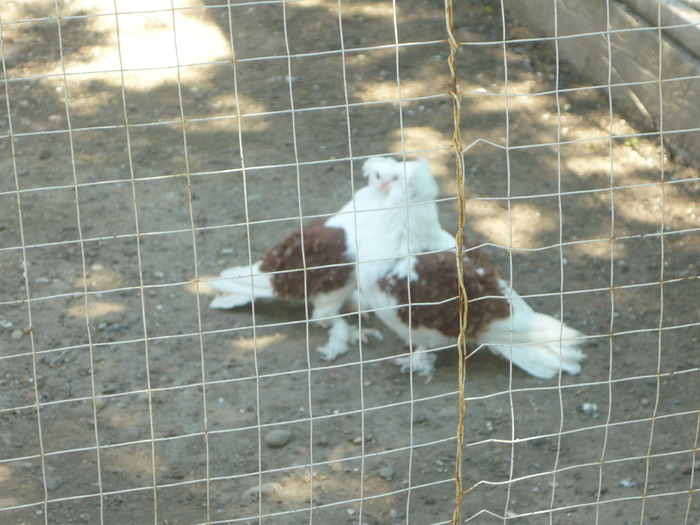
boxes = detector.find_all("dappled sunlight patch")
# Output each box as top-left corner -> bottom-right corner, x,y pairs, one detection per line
568,238 -> 615,260
67,298 -> 126,319
246,466 -> 393,510
469,200 -> 558,250
302,0 -> 397,18
325,442 -> 360,472
185,100 -> 273,134
612,184 -> 664,226
353,79 -> 439,103
423,150 -> 452,170
0,464 -> 11,483
666,200 -> 699,230
183,275 -> 219,297
0,0 -> 52,22
352,80 -> 398,103
206,92 -> 268,117
388,125 -> 449,158
562,140 -> 659,184
563,152 -> 615,179
611,183 -> 700,233
52,0 -> 232,88
74,264 -> 124,291
268,470 -> 315,505
232,333 -> 286,355
0,497 -> 18,510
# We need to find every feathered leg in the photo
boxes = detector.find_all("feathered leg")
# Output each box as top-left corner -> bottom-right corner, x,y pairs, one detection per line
312,282 -> 383,360
393,346 -> 437,382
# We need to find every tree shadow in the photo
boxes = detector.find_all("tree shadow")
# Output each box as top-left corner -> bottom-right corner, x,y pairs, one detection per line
1,1 -> 698,523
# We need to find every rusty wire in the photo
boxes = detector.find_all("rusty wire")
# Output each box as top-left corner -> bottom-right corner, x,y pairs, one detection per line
444,1 -> 468,523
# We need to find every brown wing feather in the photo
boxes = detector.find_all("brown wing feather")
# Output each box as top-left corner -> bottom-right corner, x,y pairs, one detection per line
379,246 -> 511,338
259,220 -> 353,299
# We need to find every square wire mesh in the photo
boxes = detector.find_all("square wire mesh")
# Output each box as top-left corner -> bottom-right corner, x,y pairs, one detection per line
1,1 -> 698,524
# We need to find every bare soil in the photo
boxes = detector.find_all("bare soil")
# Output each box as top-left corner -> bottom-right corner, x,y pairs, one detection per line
1,1 -> 699,524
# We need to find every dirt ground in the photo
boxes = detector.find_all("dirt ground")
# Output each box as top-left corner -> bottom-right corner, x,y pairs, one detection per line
1,1 -> 699,524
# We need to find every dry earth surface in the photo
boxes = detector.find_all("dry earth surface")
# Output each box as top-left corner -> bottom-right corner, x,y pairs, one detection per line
1,1 -> 699,524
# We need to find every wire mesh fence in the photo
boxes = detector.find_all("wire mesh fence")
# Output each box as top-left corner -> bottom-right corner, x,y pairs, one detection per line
1,0 -> 698,524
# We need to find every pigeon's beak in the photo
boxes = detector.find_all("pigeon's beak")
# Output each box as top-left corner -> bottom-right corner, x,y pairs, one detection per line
379,180 -> 392,191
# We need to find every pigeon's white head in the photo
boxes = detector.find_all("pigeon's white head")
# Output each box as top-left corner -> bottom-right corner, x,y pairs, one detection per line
362,156 -> 401,194
402,157 -> 439,204
379,157 -> 438,204
361,156 -> 439,209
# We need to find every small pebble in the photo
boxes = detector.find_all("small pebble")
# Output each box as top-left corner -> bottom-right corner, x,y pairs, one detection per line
619,478 -> 635,488
529,437 -> 548,447
263,429 -> 292,448
413,414 -> 427,424
682,461 -> 700,475
352,436 -> 363,445
11,329 -> 23,340
579,402 -> 600,418
378,466 -> 394,480
241,482 -> 281,500
46,476 -> 63,490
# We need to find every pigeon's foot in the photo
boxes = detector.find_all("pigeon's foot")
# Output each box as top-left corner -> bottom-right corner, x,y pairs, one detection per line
393,350 -> 436,382
316,318 -> 351,361
349,327 -> 384,345
317,339 -> 349,361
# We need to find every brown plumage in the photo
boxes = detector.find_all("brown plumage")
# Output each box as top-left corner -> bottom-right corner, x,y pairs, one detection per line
259,220 -> 353,299
378,246 -> 510,339
358,155 -> 586,380
209,158 -> 407,362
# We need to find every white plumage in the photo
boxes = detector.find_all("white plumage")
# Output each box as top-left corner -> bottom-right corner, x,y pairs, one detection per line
355,157 -> 586,380
209,159 -> 399,359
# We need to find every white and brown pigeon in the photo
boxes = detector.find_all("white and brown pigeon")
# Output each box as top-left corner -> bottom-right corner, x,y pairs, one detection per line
208,157 -> 401,360
355,157 -> 586,380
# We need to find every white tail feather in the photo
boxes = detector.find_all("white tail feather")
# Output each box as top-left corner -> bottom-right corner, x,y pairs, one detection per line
477,282 -> 587,379
208,261 -> 276,309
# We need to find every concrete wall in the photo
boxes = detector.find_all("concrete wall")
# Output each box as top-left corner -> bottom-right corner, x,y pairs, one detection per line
505,0 -> 700,166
